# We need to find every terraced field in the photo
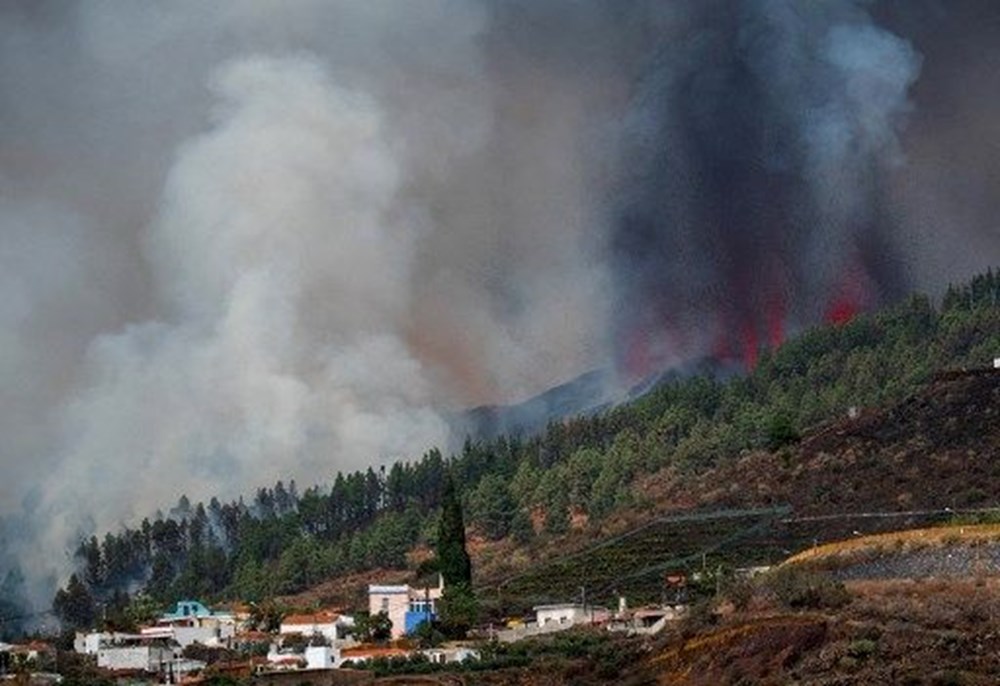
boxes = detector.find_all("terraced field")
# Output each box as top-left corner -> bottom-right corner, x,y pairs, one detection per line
484,507 -> 968,615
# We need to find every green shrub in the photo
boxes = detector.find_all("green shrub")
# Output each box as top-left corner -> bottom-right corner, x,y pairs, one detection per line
764,567 -> 850,610
766,412 -> 800,451
846,638 -> 877,660
721,574 -> 755,611
678,598 -> 718,639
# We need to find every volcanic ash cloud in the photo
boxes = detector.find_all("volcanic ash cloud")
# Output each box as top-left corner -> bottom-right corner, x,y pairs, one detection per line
610,1 -> 922,374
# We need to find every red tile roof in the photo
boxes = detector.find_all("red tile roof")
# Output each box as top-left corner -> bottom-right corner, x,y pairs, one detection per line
235,631 -> 271,640
281,611 -> 339,626
340,646 -> 410,659
272,656 -> 305,665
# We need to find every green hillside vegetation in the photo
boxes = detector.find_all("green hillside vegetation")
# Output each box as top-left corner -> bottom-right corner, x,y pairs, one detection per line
48,269 -> 1000,629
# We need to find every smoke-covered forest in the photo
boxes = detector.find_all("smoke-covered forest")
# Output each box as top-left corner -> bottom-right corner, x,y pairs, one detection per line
42,269 -> 1000,632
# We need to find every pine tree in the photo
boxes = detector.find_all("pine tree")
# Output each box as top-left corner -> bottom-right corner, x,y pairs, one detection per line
511,508 -> 535,545
52,574 -> 96,630
471,474 -> 514,541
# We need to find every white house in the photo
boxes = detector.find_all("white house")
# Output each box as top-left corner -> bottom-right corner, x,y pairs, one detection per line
278,610 -> 354,643
534,603 -> 588,627
533,603 -> 609,628
84,633 -> 205,680
74,632 -> 109,655
97,644 -> 175,672
304,645 -> 335,670
74,631 -> 143,655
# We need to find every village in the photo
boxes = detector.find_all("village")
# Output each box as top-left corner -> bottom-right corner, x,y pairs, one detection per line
0,573 -> 692,685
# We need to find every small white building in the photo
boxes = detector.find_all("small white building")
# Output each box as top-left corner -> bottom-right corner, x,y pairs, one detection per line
74,632 -> 107,655
74,631 -> 137,655
97,644 -> 175,672
534,603 -> 591,627
278,610 -> 354,643
304,645 -> 335,670
140,621 -> 235,649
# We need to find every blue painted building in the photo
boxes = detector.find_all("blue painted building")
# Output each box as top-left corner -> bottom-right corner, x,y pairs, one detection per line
404,598 -> 437,634
368,576 -> 444,639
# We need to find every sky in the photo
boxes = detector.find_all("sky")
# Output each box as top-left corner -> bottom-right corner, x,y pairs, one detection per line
0,0 -> 997,606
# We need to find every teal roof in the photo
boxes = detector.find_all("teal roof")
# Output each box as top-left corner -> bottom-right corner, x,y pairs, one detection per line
161,600 -> 214,621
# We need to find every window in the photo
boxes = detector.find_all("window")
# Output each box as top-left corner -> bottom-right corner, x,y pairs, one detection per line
380,598 -> 389,613
408,600 -> 433,614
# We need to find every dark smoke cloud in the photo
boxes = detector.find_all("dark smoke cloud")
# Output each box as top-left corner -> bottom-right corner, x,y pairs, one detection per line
0,0 -> 997,613
611,0 -> 924,374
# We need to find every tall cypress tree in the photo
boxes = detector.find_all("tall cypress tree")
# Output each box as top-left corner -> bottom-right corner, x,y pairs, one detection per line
436,474 -> 471,586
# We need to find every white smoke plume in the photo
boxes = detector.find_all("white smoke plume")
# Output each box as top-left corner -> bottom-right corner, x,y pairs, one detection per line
36,54 -> 450,571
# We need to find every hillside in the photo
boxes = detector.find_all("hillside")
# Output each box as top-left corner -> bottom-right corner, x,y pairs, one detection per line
34,269 -> 1000,639
655,367 -> 1000,516
646,577 -> 1000,685
469,367 -> 1000,613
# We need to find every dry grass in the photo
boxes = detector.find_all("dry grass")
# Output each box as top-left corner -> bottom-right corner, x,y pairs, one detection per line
843,577 -> 1000,631
644,576 -> 1000,685
652,615 -> 828,685
783,524 -> 1000,567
